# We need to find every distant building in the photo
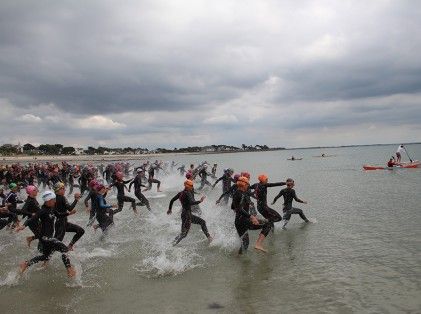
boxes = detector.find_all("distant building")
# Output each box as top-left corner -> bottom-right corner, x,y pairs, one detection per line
75,148 -> 85,155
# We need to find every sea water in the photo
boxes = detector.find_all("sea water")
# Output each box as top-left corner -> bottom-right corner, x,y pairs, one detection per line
0,144 -> 420,313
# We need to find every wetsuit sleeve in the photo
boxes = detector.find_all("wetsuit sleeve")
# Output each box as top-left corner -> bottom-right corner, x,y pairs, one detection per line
98,195 -> 112,209
169,192 -> 181,210
239,196 -> 251,218
68,199 -> 78,211
128,180 -> 134,190
272,190 -> 284,204
123,179 -> 132,184
292,190 -> 304,203
265,182 -> 286,188
24,207 -> 46,226
84,192 -> 92,207
217,185 -> 235,202
213,176 -> 223,187
19,201 -> 32,216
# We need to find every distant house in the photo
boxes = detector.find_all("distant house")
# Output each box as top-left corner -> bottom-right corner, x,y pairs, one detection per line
202,146 -> 216,152
75,148 -> 85,155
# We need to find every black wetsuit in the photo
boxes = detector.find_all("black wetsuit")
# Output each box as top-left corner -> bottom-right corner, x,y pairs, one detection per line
3,191 -> 22,224
147,167 -> 161,190
198,168 -> 212,190
96,194 -> 113,231
129,175 -> 151,211
273,188 -> 308,224
169,190 -> 210,245
24,205 -> 71,269
84,189 -> 97,225
111,179 -> 136,214
213,173 -> 234,204
54,195 -> 85,247
231,189 -> 271,254
20,196 -> 41,239
250,182 -> 286,226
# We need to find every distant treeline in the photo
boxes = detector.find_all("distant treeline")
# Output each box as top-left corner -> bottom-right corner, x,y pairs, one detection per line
0,143 -> 285,156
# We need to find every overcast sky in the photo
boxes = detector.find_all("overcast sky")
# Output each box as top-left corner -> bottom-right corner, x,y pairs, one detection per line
0,0 -> 420,148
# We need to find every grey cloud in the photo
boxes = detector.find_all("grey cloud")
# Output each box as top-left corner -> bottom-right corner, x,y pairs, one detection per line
0,1 -> 420,147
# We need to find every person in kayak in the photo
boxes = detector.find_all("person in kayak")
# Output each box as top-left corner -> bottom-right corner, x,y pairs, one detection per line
272,178 -> 309,229
387,157 -> 396,168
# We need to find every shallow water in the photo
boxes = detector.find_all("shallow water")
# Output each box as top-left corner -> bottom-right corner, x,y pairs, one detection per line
1,144 -> 420,313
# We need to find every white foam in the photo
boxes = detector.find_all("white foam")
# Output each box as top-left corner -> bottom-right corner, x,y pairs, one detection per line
0,270 -> 20,287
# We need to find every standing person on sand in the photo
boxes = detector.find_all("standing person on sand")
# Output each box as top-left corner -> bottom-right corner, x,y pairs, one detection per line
16,191 -> 77,278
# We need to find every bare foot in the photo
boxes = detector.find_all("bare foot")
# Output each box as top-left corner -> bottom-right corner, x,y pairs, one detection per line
26,236 -> 33,248
19,261 -> 28,274
207,236 -> 214,244
67,266 -> 76,278
157,189 -> 162,192
254,244 -> 267,253
68,244 -> 74,251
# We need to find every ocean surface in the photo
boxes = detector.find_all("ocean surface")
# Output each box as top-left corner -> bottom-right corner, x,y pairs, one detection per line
1,144 -> 420,313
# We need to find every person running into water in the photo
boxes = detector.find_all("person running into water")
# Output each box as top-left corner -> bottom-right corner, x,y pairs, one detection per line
212,168 -> 234,205
144,164 -> 162,192
4,183 -> 23,229
16,191 -> 77,278
129,170 -> 151,211
20,185 -> 41,247
231,176 -> 271,254
110,171 -> 137,216
53,182 -> 85,251
250,174 -> 285,231
94,184 -> 116,233
272,178 -> 309,229
167,180 -> 212,246
197,164 -> 212,190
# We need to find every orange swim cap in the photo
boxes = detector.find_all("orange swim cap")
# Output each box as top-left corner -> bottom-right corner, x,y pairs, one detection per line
258,174 -> 268,183
184,179 -> 194,190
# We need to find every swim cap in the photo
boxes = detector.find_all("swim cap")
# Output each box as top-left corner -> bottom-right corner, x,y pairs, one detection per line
184,180 -> 194,190
96,184 -> 105,191
25,185 -> 38,195
236,178 -> 249,192
42,190 -> 56,202
258,174 -> 268,183
88,179 -> 98,188
53,182 -> 65,192
233,174 -> 240,181
185,171 -> 193,179
116,171 -> 124,179
237,176 -> 249,184
241,172 -> 250,179
9,183 -> 17,189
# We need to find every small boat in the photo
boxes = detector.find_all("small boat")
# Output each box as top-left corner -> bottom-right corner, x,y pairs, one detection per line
287,158 -> 302,161
363,160 -> 420,170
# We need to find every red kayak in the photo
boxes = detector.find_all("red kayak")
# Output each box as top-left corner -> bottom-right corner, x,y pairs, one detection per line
363,161 -> 420,170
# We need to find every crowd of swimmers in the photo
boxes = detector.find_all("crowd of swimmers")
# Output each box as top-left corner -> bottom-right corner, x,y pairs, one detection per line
0,160 -> 311,279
